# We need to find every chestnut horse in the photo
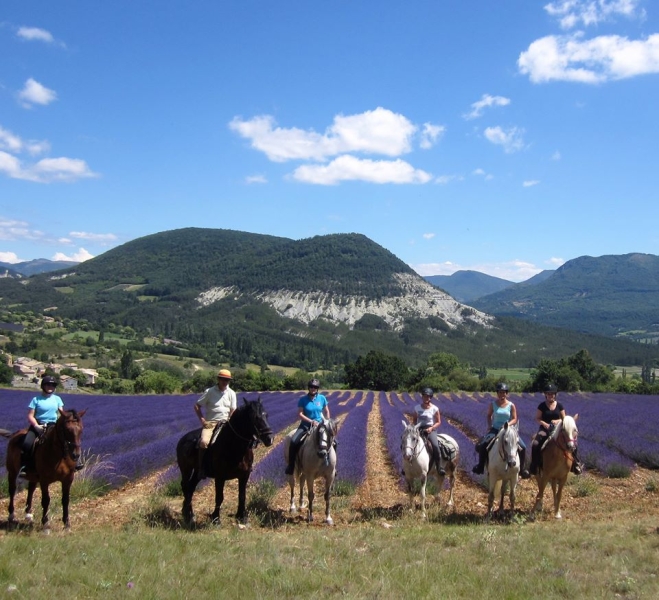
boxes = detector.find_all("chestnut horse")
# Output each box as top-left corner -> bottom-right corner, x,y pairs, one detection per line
176,397 -> 273,526
532,414 -> 579,519
2,408 -> 86,531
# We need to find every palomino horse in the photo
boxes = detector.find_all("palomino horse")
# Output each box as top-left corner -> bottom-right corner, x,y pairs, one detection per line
2,408 -> 86,531
532,414 -> 579,519
284,419 -> 337,525
400,421 -> 459,519
176,398 -> 273,525
485,421 -> 520,522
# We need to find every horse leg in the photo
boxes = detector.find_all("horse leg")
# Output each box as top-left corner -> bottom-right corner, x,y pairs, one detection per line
40,482 -> 51,532
324,476 -> 334,526
509,478 -> 517,518
25,481 -> 37,523
61,478 -> 72,529
7,474 -> 18,524
486,478 -> 500,522
552,480 -> 563,519
306,477 -> 315,523
446,464 -> 456,508
299,474 -> 307,509
236,475 -> 248,524
288,475 -> 297,514
419,474 -> 427,519
180,469 -> 199,525
533,478 -> 547,515
211,478 -> 225,524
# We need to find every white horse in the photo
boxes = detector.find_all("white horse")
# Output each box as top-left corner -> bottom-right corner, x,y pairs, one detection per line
532,414 -> 579,519
485,421 -> 520,522
400,421 -> 459,519
284,419 -> 337,525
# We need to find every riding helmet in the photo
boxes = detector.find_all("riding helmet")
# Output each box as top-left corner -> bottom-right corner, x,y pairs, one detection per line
495,382 -> 509,392
308,378 -> 320,388
41,375 -> 57,389
544,383 -> 558,394
422,387 -> 434,397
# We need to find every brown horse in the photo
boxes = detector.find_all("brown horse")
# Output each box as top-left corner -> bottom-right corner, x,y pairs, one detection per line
3,407 -> 86,531
532,414 -> 579,519
176,398 -> 273,526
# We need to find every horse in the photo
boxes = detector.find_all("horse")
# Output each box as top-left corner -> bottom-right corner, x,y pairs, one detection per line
400,421 -> 459,519
2,408 -> 86,531
284,419 -> 337,525
176,397 -> 273,526
532,414 -> 579,519
485,421 -> 520,522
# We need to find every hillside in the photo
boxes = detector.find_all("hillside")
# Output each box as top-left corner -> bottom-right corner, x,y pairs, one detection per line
0,258 -> 79,276
472,253 -> 659,340
424,270 -> 514,302
1,230 -> 656,369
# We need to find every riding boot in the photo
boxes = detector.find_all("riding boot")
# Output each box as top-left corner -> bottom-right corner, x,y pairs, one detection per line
18,451 -> 28,478
285,442 -> 299,475
75,457 -> 85,471
519,447 -> 530,479
472,446 -> 487,474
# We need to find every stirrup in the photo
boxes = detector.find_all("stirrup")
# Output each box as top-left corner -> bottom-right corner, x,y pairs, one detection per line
18,466 -> 28,478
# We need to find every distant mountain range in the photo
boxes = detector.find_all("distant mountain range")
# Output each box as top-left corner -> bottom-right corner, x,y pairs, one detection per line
1,228 -> 654,368
0,258 -> 79,277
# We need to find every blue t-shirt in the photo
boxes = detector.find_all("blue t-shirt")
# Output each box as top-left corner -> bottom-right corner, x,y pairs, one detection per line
28,393 -> 64,424
491,401 -> 513,430
297,393 -> 328,422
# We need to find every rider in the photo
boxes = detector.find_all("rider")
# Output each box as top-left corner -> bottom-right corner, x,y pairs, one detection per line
472,382 -> 530,479
194,368 -> 237,478
18,375 -> 84,477
411,387 -> 445,476
529,383 -> 582,475
285,378 -> 330,475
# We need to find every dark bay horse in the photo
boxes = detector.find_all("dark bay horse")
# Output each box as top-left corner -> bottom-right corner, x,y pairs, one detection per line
2,408 -> 86,531
176,397 -> 273,525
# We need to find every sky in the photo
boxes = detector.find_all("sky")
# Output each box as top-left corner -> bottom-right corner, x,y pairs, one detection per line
1,1 -> 658,282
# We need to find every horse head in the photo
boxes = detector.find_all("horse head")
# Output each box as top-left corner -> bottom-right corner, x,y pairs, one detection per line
315,418 -> 337,460
560,414 -> 579,451
242,397 -> 274,447
400,421 -> 422,462
498,422 -> 519,469
56,407 -> 87,463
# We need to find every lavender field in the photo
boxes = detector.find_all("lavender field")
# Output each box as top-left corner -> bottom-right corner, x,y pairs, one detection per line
2,389 -> 657,492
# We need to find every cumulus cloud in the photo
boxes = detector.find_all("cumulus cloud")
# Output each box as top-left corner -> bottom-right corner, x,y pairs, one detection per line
0,251 -> 26,264
419,123 -> 445,149
518,33 -> 659,83
68,231 -> 117,244
292,155 -> 432,185
230,107 -> 419,162
523,180 -> 540,187
464,94 -> 511,120
0,125 -> 49,155
484,126 -> 526,153
18,78 -> 57,108
52,248 -> 94,262
0,151 -> 98,183
16,26 -> 55,43
546,257 -> 566,267
0,218 -> 40,243
545,0 -> 644,30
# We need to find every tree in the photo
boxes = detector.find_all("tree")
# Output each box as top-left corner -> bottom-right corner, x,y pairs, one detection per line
344,351 -> 409,390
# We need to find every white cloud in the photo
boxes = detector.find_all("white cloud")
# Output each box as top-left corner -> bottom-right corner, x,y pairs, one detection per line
68,231 -> 117,243
422,233 -> 435,240
545,0 -> 644,30
552,151 -> 562,160
484,126 -> 526,153
0,125 -> 49,155
546,257 -> 566,267
523,180 -> 540,187
292,155 -> 432,185
435,174 -> 463,184
414,259 -> 542,282
18,78 -> 57,108
245,174 -> 267,184
52,248 -> 94,262
472,168 -> 494,180
419,123 -> 445,149
0,152 -> 98,183
464,94 -> 511,120
230,107 -> 417,162
0,218 -> 36,242
0,251 -> 25,264
518,33 -> 659,83
16,26 -> 55,43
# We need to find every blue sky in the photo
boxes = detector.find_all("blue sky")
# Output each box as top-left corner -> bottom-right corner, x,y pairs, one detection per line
1,0 -> 657,282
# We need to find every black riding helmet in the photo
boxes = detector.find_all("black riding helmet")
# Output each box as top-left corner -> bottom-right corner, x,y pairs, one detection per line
544,383 -> 558,394
41,375 -> 57,390
308,378 -> 320,389
421,387 -> 434,397
495,382 -> 509,392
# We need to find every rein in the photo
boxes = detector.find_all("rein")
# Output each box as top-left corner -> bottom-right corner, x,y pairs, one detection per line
53,415 -> 80,462
402,428 -> 425,461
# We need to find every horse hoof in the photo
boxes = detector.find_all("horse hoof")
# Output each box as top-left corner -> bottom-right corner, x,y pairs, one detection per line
325,517 -> 334,526
25,513 -> 34,523
555,513 -> 562,519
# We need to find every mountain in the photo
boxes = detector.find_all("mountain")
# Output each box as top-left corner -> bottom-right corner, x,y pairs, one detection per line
0,258 -> 79,277
472,253 -> 659,339
0,229 -> 655,369
516,269 -> 555,287
425,270 -> 514,303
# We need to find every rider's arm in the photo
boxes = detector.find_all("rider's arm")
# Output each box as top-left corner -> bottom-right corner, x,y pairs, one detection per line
323,404 -> 330,420
432,409 -> 441,430
486,403 -> 493,428
535,408 -> 546,428
27,408 -> 40,430
509,404 -> 518,426
194,404 -> 206,425
556,409 -> 566,424
298,407 -> 316,425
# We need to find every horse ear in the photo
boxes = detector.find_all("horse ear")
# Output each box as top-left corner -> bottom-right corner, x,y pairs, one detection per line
243,398 -> 249,406
573,413 -> 579,421
58,407 -> 66,417
78,409 -> 87,418
401,420 -> 407,429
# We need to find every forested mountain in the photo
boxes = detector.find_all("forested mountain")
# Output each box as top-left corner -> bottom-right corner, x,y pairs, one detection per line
0,258 -> 78,276
472,253 -> 659,340
1,229 -> 656,370
424,270 -> 514,302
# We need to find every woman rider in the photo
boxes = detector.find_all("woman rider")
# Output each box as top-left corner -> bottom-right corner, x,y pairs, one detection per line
18,375 -> 84,477
472,382 -> 530,479
529,383 -> 582,475
411,387 -> 445,476
285,379 -> 330,475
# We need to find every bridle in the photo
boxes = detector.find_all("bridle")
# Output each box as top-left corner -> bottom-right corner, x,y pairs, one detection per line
227,403 -> 273,446
497,425 -> 518,468
402,426 -> 424,462
53,413 -> 82,462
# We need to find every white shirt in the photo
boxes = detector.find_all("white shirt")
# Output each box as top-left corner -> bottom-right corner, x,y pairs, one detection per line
196,385 -> 237,422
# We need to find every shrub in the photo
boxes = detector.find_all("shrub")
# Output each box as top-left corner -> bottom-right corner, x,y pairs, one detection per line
606,463 -> 632,479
